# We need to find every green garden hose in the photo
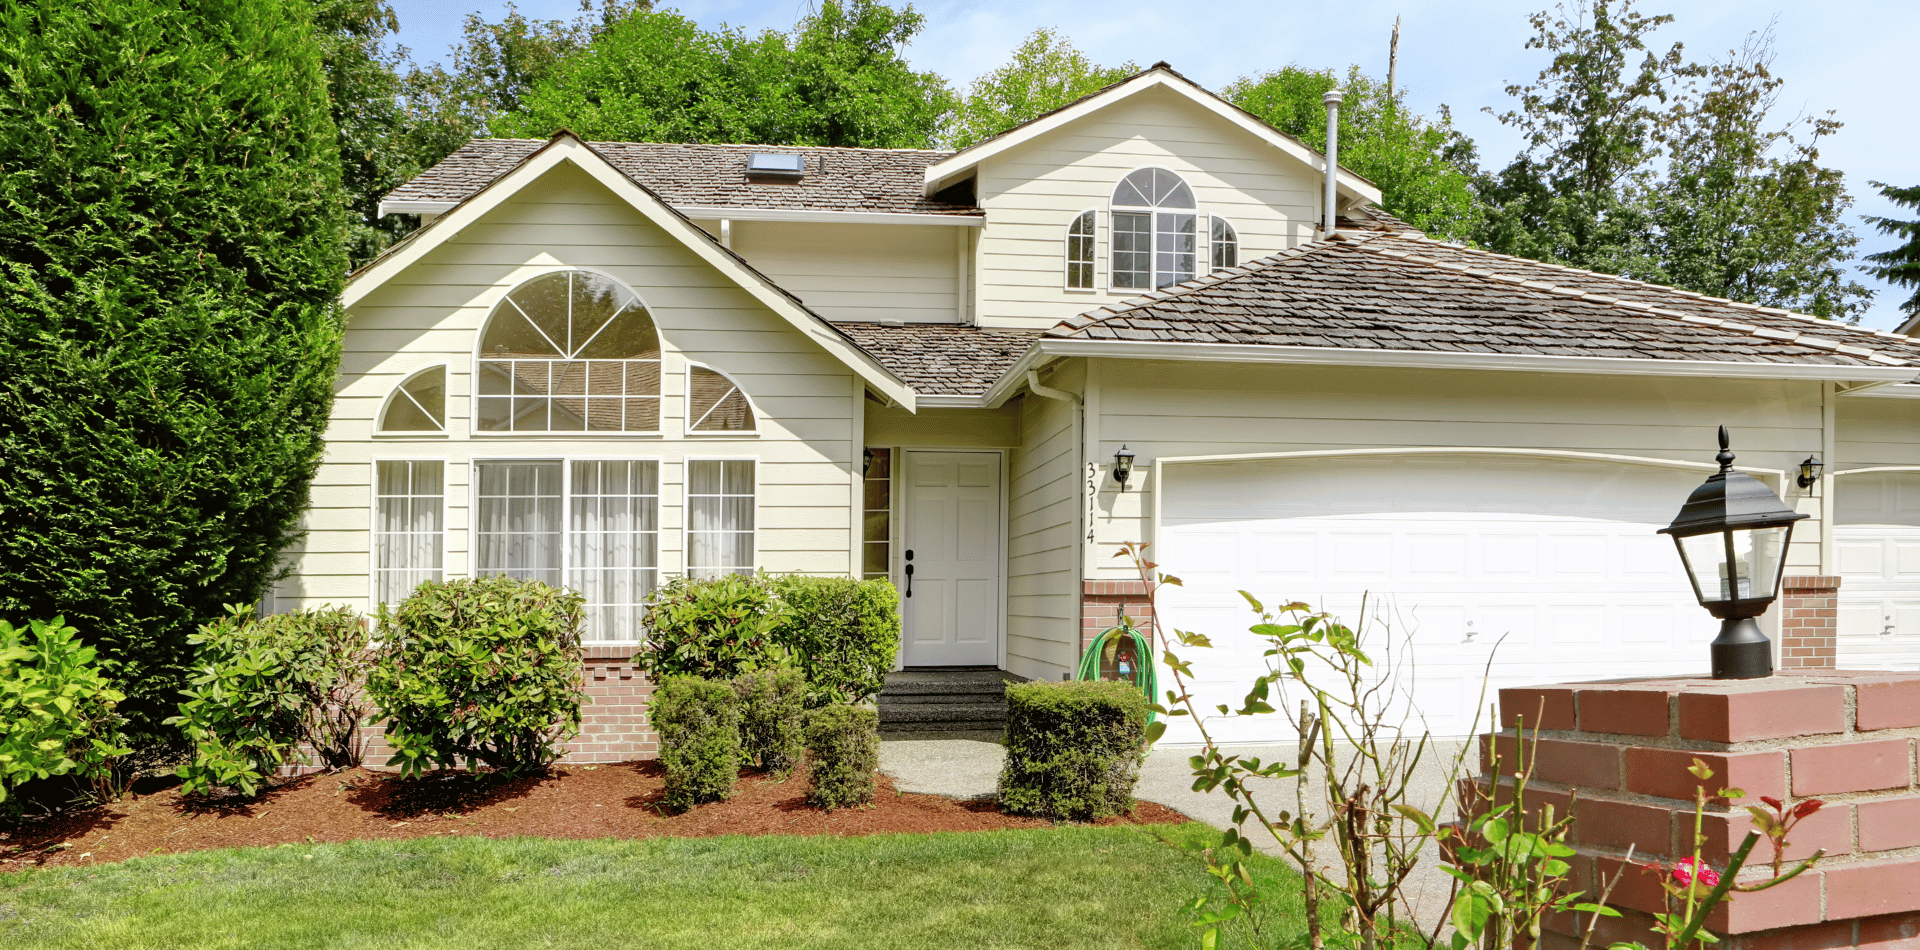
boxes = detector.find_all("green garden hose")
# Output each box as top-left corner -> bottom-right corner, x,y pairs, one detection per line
1076,620 -> 1159,724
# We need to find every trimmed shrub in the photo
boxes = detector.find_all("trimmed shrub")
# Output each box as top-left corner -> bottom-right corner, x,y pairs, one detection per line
652,675 -> 741,810
769,575 -> 900,706
998,680 -> 1148,821
167,604 -> 374,797
367,578 -> 586,777
804,704 -> 878,809
0,617 -> 132,809
636,574 -> 789,681
733,666 -> 806,777
0,0 -> 349,736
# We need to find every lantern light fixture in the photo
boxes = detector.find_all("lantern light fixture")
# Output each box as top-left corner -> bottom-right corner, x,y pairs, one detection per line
1658,426 -> 1808,680
1112,445 -> 1136,491
1797,455 -> 1824,490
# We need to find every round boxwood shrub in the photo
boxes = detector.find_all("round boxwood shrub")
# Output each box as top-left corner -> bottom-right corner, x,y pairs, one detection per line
366,577 -> 586,777
804,703 -> 878,810
652,674 -> 742,810
998,680 -> 1148,821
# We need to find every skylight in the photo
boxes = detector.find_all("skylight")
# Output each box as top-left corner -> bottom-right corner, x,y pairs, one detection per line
746,153 -> 805,180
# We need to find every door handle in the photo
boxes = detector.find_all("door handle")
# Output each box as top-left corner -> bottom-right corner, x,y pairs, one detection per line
904,549 -> 914,598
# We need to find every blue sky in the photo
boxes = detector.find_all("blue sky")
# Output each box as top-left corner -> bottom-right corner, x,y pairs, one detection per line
385,0 -> 1920,329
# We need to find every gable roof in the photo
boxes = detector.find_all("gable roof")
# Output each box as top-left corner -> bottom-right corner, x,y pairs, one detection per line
828,323 -> 1041,396
920,63 -> 1383,207
380,140 -> 977,221
344,132 -> 918,409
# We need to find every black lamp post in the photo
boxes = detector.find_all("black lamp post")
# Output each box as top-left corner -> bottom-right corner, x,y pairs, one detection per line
1659,426 -> 1808,680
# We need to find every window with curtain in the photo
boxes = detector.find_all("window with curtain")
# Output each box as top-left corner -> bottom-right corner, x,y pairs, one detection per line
1065,211 -> 1096,289
687,459 -> 755,579
687,365 -> 755,432
1211,216 -> 1239,271
476,270 -> 662,433
380,366 -> 446,432
473,459 -> 659,643
1110,168 -> 1196,290
373,460 -> 444,607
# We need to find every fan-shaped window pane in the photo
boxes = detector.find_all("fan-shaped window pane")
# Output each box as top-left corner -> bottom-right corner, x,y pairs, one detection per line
1066,211 -> 1096,289
1211,216 -> 1239,270
1111,168 -> 1194,209
689,366 -> 755,432
476,271 -> 661,432
380,366 -> 446,432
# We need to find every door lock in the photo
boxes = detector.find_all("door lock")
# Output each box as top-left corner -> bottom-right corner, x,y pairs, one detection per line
904,549 -> 914,598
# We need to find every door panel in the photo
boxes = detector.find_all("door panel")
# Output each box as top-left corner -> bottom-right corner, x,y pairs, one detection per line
902,451 -> 1004,666
1835,472 -> 1920,670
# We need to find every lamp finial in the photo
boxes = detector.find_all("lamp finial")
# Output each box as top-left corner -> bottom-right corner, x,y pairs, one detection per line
1716,425 -> 1735,473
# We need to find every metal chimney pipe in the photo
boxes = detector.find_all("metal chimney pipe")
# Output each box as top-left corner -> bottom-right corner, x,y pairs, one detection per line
1322,88 -> 1344,238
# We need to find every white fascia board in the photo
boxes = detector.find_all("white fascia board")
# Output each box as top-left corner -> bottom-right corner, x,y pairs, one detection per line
922,71 -> 1383,206
378,198 -> 459,217
916,394 -> 992,409
675,206 -> 982,228
344,136 -> 917,410
1841,381 -> 1920,398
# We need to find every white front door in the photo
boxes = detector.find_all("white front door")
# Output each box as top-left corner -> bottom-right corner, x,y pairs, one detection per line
1836,472 -> 1920,670
901,450 -> 1003,667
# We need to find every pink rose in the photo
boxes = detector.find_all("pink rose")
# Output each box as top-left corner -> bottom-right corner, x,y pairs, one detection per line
1672,857 -> 1721,888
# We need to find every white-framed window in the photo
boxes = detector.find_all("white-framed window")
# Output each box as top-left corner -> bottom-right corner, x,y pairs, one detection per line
685,458 -> 755,579
862,447 -> 891,580
1110,167 -> 1196,291
474,269 -> 662,434
379,366 -> 447,433
686,364 -> 757,434
1211,216 -> 1239,271
1065,210 -> 1096,290
471,458 -> 660,643
372,460 -> 445,608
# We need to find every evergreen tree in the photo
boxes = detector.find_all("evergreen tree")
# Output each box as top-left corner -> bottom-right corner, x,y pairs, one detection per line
1864,183 -> 1920,318
0,0 -> 348,733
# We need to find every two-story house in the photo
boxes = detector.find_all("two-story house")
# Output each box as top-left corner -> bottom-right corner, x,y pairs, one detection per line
279,64 -> 1920,751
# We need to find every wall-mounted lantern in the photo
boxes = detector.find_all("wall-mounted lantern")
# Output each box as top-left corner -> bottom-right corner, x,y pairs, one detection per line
1112,445 -> 1136,491
1659,426 -> 1808,680
1797,455 -> 1824,491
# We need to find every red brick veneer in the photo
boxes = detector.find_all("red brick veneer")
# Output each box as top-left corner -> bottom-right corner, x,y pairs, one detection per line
1781,576 -> 1841,671
1082,579 -> 1155,653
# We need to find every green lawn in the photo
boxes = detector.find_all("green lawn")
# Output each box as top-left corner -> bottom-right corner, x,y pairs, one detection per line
0,822 -> 1316,950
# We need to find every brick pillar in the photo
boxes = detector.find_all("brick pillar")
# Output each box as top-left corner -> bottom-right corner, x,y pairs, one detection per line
566,652 -> 659,764
1780,575 -> 1841,670
1081,579 -> 1154,654
1486,672 -> 1920,950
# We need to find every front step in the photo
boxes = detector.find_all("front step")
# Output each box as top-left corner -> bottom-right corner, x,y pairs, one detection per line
877,668 -> 1020,738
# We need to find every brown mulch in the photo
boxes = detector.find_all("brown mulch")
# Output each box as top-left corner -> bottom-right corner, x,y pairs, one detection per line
0,763 -> 1188,869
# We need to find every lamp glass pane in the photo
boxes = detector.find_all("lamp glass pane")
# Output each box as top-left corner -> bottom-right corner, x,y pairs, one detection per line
1738,525 -> 1790,600
1679,526 -> 1790,602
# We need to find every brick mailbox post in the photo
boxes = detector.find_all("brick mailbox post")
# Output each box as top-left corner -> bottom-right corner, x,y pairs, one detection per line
1485,672 -> 1920,950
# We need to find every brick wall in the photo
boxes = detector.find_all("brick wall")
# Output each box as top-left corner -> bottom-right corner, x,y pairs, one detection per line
1082,579 -> 1154,654
1488,672 -> 1920,950
1781,576 -> 1841,671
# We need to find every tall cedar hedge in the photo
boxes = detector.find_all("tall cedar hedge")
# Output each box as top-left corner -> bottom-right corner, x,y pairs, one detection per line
0,0 -> 348,732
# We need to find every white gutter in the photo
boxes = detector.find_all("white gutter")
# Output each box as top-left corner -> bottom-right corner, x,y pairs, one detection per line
1026,370 -> 1081,405
379,198 -> 458,217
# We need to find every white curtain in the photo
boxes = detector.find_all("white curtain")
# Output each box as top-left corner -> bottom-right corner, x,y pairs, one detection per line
475,461 -> 563,587
687,459 -> 754,579
374,460 -> 444,607
569,460 -> 659,642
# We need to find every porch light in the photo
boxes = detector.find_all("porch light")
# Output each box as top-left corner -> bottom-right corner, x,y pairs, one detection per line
1797,455 -> 1823,490
1112,445 -> 1136,491
1659,426 -> 1808,680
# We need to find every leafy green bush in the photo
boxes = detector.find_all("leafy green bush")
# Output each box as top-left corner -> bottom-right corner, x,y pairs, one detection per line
998,680 -> 1147,821
769,575 -> 900,706
166,604 -> 374,797
0,618 -> 132,809
733,666 -> 805,777
804,704 -> 878,809
0,0 -> 349,736
636,574 -> 789,681
366,578 -> 586,777
651,675 -> 741,810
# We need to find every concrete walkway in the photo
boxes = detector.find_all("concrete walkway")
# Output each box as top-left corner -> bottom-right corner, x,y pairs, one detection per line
879,734 -> 1468,932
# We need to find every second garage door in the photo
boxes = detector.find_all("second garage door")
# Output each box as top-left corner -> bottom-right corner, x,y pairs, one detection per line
1836,471 -> 1920,671
1156,454 -> 1722,742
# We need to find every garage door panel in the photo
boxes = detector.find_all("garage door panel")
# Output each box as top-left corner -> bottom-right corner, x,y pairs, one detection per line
1407,535 -> 1469,579
1835,474 -> 1920,670
1549,536 -> 1610,578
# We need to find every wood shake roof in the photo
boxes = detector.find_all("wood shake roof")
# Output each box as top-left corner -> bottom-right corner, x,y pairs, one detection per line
829,323 -> 1041,396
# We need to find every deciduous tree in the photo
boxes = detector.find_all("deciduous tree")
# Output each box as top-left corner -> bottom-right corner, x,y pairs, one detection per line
947,29 -> 1135,149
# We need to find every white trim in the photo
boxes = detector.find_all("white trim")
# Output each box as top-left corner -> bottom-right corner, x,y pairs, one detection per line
917,394 -> 993,409
375,364 -> 450,436
921,68 -> 1382,206
378,198 -> 459,217
469,266 -> 666,438
1839,382 -> 1920,399
368,457 -> 449,612
681,456 -> 760,579
1831,466 -> 1920,477
684,362 -> 762,436
678,206 -> 983,227
346,135 -> 917,409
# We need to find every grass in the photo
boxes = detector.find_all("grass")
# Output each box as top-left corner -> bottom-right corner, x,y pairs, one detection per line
0,822 -> 1320,950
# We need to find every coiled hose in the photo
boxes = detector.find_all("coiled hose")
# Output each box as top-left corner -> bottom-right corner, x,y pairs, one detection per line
1075,620 -> 1159,724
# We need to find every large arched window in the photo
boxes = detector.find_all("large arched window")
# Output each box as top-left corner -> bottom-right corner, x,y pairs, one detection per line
1064,210 -> 1096,290
1111,168 -> 1196,290
476,270 -> 661,432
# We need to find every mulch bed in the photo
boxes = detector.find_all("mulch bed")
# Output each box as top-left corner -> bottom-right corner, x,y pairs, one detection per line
0,763 -> 1187,868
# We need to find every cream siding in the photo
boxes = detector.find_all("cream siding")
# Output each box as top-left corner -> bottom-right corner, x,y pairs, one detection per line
1006,362 -> 1086,681
276,162 -> 862,620
1837,397 -> 1920,470
864,403 -> 1020,448
721,220 -> 961,324
971,85 -> 1324,329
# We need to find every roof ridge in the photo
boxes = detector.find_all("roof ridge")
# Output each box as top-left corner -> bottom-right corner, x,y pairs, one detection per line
1359,237 -> 1914,367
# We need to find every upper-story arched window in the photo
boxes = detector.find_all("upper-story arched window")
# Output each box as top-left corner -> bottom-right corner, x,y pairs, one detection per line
1210,216 -> 1239,271
1111,168 -> 1196,290
476,270 -> 661,432
1065,210 -> 1096,290
379,365 -> 446,433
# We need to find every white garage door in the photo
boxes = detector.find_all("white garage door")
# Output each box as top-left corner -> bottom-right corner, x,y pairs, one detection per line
1157,455 -> 1719,743
1836,472 -> 1920,671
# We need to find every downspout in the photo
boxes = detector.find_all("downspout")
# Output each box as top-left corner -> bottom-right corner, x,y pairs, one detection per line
1027,370 -> 1080,407
1322,88 -> 1344,238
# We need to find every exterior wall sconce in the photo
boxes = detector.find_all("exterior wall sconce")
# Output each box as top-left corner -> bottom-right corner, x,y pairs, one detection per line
1797,455 -> 1823,490
1659,426 -> 1808,680
862,448 -> 874,476
1112,445 -> 1136,491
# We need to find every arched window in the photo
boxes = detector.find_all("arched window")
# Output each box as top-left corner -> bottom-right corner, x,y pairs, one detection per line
1111,168 -> 1196,290
475,270 -> 661,432
1065,210 -> 1096,290
688,365 -> 756,433
1210,216 -> 1239,271
380,366 -> 446,432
